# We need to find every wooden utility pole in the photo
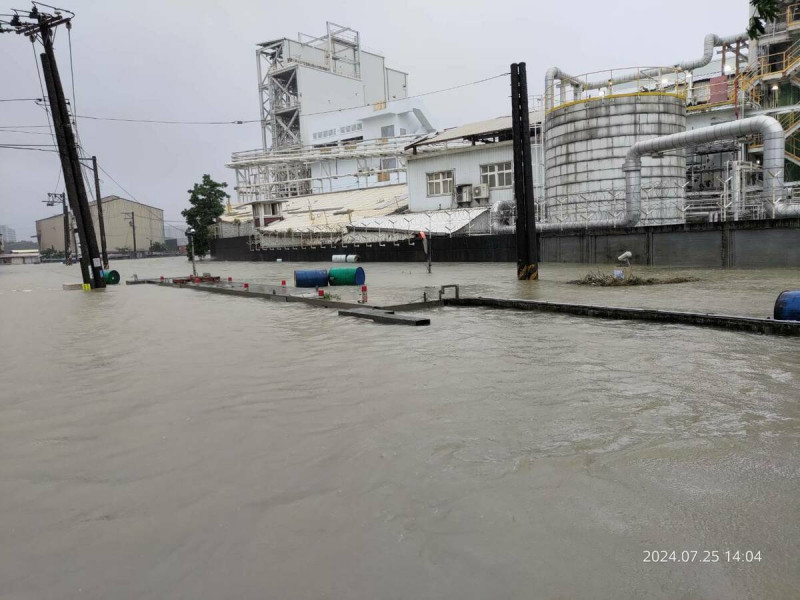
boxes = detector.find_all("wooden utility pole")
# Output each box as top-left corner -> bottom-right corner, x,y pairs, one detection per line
510,62 -> 539,280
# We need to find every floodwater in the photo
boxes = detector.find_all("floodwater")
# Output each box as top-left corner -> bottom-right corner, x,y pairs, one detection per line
1,257 -> 798,600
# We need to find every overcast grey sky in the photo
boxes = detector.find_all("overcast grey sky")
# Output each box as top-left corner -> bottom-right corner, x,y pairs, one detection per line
1,0 -> 746,239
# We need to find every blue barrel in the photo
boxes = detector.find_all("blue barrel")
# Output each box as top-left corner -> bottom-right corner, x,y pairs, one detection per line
294,269 -> 329,288
774,290 -> 800,321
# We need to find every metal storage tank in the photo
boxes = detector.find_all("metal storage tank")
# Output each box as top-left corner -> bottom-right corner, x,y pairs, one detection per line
544,94 -> 687,225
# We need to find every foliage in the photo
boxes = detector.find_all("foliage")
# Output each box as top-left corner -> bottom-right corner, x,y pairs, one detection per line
182,174 -> 228,259
748,0 -> 779,39
149,241 -> 167,253
41,247 -> 64,259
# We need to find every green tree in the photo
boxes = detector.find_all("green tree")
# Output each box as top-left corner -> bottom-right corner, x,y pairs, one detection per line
182,174 -> 228,259
748,0 -> 779,39
149,241 -> 167,253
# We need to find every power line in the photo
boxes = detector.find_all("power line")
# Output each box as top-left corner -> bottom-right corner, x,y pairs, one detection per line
65,73 -> 509,126
0,145 -> 59,153
67,23 -> 78,136
0,128 -> 55,135
0,98 -> 42,102
30,42 -> 57,148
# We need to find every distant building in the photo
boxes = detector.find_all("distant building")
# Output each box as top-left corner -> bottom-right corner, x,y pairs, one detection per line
0,225 -> 17,244
36,195 -> 165,255
1,249 -> 40,265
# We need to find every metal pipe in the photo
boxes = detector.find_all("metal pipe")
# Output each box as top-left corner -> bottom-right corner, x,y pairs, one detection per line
545,32 -> 748,111
625,115 -> 785,225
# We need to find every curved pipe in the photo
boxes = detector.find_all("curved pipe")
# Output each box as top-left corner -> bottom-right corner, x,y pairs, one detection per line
624,115 -> 785,225
545,32 -> 748,111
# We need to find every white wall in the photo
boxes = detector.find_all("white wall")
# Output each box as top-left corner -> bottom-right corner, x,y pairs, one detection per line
407,141 -> 544,212
361,52 -> 387,105
386,68 -> 408,100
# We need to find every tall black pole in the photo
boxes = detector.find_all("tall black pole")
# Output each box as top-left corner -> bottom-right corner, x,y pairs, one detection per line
92,156 -> 109,268
39,22 -> 105,288
510,62 -> 539,280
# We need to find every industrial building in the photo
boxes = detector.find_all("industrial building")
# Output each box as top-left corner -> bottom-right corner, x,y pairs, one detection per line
404,113 -> 544,218
214,2 -> 800,265
226,21 -> 435,233
0,249 -> 40,265
36,195 -> 165,256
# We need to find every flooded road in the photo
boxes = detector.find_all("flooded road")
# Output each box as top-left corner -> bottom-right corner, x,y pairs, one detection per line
1,258 -> 798,599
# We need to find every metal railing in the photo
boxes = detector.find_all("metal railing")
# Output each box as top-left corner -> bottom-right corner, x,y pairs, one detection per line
546,65 -> 688,114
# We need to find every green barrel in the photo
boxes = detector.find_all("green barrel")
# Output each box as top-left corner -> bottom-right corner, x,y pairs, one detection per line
327,267 -> 365,286
103,270 -> 121,285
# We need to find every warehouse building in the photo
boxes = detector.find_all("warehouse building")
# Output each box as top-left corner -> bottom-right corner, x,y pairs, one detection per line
36,195 -> 164,256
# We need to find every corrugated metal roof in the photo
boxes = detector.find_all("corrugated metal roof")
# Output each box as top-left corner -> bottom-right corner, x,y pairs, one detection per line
409,111 -> 542,148
256,184 -> 409,232
348,207 -> 488,235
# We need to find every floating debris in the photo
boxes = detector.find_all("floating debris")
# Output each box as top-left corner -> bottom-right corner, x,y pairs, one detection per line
569,271 -> 699,287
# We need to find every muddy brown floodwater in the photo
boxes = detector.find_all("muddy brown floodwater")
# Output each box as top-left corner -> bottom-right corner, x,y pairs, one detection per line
1,258 -> 798,599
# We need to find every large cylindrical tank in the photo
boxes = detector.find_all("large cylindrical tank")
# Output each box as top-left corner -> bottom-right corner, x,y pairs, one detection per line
544,94 -> 687,225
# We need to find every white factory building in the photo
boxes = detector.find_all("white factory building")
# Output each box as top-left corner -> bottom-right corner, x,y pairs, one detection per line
404,113 -> 543,213
227,22 -> 436,229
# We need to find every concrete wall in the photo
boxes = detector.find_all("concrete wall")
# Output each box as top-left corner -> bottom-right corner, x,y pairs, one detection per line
407,141 -> 544,212
212,219 -> 800,268
36,197 -> 165,253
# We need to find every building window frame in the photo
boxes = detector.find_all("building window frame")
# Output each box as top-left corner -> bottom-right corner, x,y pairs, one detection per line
480,161 -> 513,189
426,170 -> 454,197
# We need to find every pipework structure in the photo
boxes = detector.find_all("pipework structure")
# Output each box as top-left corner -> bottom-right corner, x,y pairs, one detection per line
538,6 -> 800,230
229,22 -> 435,228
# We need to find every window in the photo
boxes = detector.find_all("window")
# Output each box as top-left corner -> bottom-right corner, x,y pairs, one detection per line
481,162 -> 513,188
381,125 -> 395,138
426,171 -> 454,196
400,128 -> 407,135
381,158 -> 397,170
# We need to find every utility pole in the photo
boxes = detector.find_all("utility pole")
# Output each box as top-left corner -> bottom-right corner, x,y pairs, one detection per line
3,6 -> 105,288
45,192 -> 71,264
124,211 -> 137,258
510,62 -> 539,280
91,156 -> 108,268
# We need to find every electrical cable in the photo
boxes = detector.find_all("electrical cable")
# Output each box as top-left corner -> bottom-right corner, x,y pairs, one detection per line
30,43 -> 57,150
68,73 -> 509,125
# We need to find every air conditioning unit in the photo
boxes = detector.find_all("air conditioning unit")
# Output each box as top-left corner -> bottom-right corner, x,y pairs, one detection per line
472,183 -> 489,199
455,184 -> 473,204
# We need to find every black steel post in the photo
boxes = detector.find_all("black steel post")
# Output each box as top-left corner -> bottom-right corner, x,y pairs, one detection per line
510,62 -> 539,280
39,23 -> 105,288
92,156 -> 109,268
